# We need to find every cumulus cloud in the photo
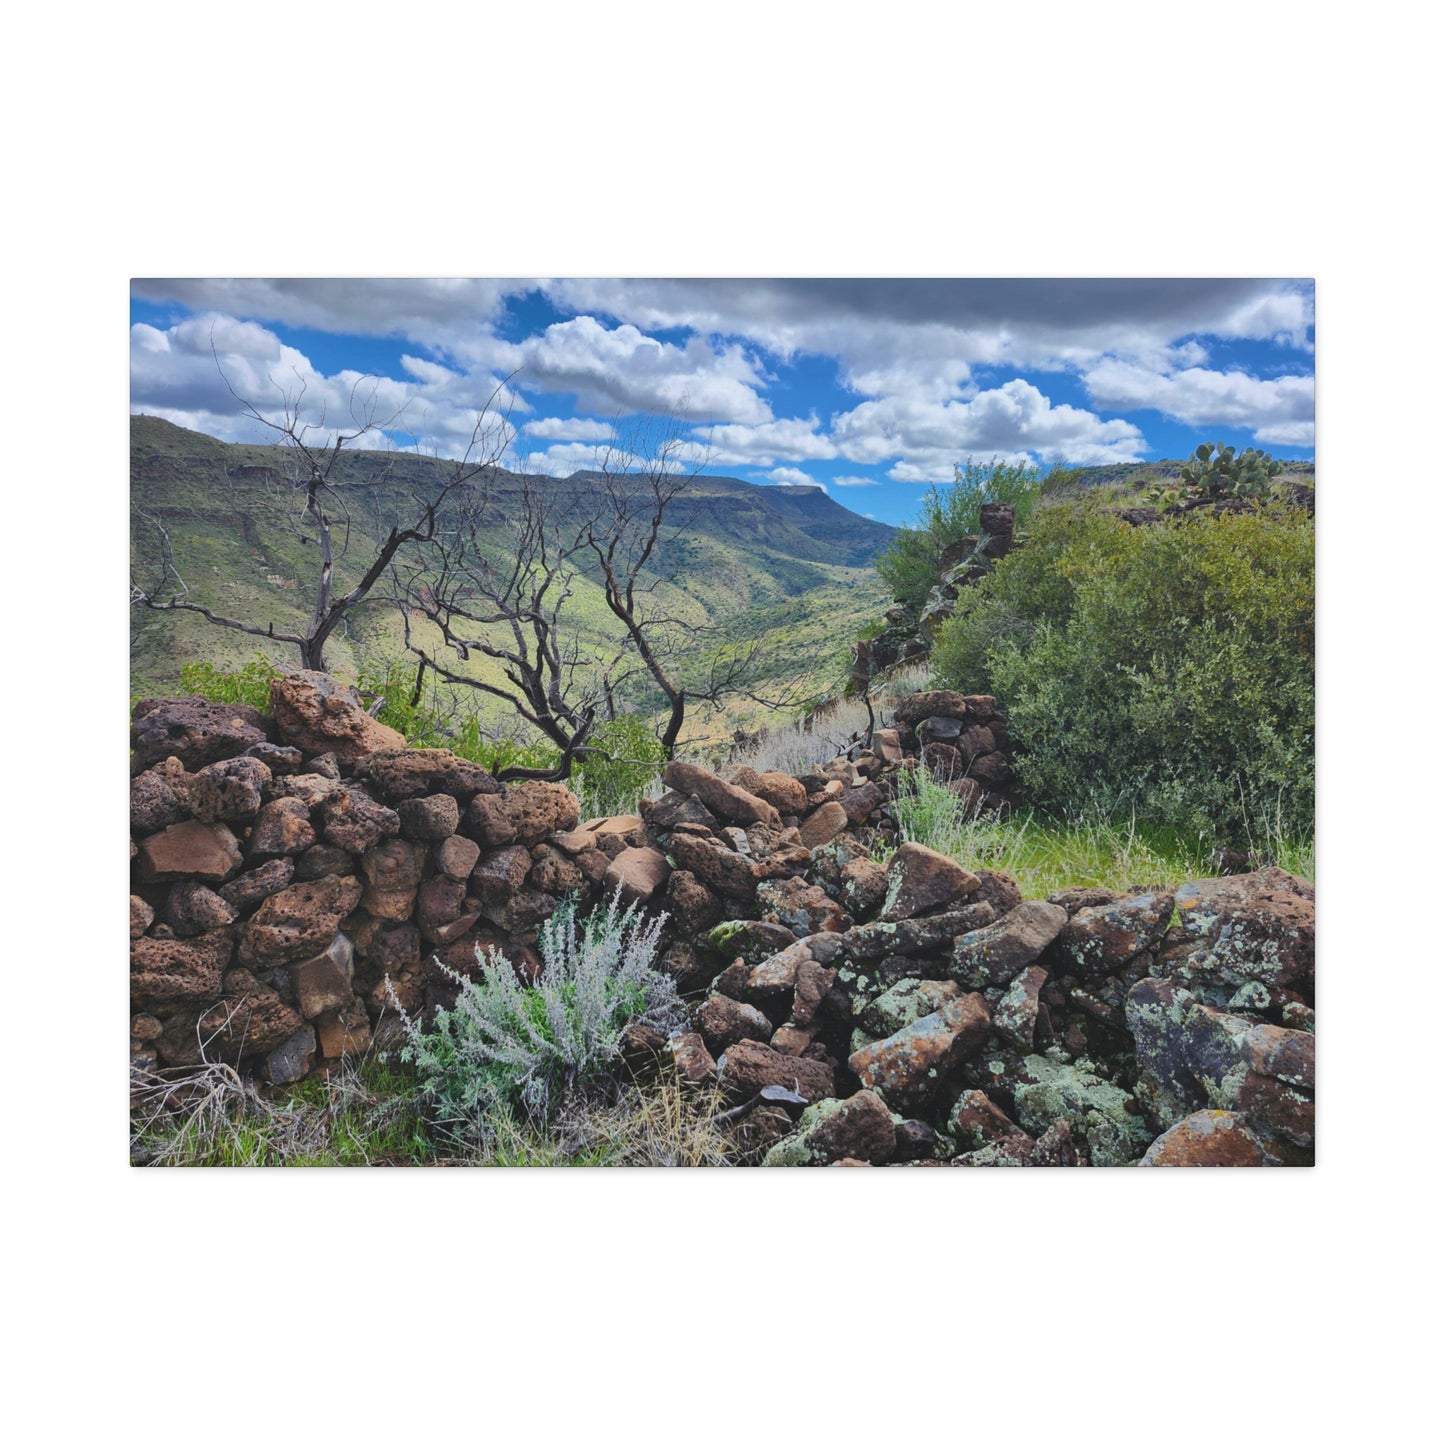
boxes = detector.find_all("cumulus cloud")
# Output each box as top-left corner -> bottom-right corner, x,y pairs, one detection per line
832,475 -> 879,487
697,416 -> 838,467
832,379 -> 1147,481
766,467 -> 815,486
523,416 -> 617,442
517,316 -> 771,424
1082,360 -> 1314,444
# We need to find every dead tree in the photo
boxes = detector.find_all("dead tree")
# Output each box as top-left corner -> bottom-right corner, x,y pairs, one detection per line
131,349 -> 514,673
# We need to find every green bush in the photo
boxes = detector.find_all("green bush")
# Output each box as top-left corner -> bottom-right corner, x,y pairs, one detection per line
876,459 -> 1049,612
931,500 -> 1314,846
571,715 -> 667,819
179,656 -> 283,711
389,889 -> 682,1134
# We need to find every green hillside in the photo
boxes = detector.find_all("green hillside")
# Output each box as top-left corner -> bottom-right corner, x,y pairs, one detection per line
129,416 -> 896,741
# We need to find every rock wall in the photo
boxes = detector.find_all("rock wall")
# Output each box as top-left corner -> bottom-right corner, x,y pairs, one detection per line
130,672 -> 1315,1165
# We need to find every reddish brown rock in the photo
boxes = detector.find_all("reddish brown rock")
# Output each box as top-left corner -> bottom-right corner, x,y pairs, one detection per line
603,846 -> 671,905
667,831 -> 758,897
839,781 -> 886,825
131,1013 -> 164,1042
1048,885 -> 1124,916
316,998 -> 372,1058
248,798 -> 318,861
664,761 -> 781,829
839,856 -> 889,918
715,1038 -> 836,1103
697,993 -> 774,1054
268,772 -> 341,809
131,929 -> 233,1011
130,895 -> 155,939
798,801 -> 849,849
238,875 -> 363,967
357,748 -> 503,803
665,869 -> 724,935
293,844 -> 355,880
269,671 -> 406,761
291,933 -> 356,1019
198,971 -> 307,1057
219,858 -> 296,915
752,772 -> 808,815
479,887 -> 560,934
971,869 -> 1022,916
135,820 -> 244,883
894,691 -> 974,727
165,880 -> 238,937
1172,868 -> 1315,988
397,793 -> 460,842
968,751 -> 1012,789
470,845 -> 534,905
848,993 -> 991,1108
585,815 -> 649,848
791,959 -> 838,1027
1139,1110 -> 1271,1167
756,876 -> 850,936
530,845 -> 585,896
316,788 -> 400,855
416,875 -> 467,935
882,842 -> 980,922
434,833 -> 482,881
466,782 -> 581,847
921,741 -> 964,782
670,1032 -> 717,1084
130,757 -> 193,833
360,838 -> 425,895
130,697 -> 270,771
189,755 -> 271,824
1239,1023 -> 1315,1089
994,965 -> 1048,1052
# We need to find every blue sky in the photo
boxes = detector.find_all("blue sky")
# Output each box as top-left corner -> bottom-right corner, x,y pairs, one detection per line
130,279 -> 1314,529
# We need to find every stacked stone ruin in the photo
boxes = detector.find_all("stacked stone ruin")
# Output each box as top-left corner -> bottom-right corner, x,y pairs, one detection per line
130,672 -> 1315,1165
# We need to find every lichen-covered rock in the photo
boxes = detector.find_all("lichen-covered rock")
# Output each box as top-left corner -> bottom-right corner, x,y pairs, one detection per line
131,696 -> 270,771
188,755 -> 271,825
667,832 -> 759,897
269,671 -> 406,761
841,902 -> 997,961
1169,868 -> 1315,989
135,820 -> 244,883
948,1089 -> 1033,1153
1055,890 -> 1175,978
993,966 -> 1048,1052
881,842 -> 979,922
1239,1022 -> 1315,1089
238,875 -> 363,967
860,978 -> 964,1038
715,1038 -> 836,1103
357,748 -> 502,803
1138,1110 -> 1271,1166
951,900 -> 1068,989
131,929 -> 233,1011
1012,1054 -> 1152,1166
848,993 -> 990,1108
839,856 -> 888,918
756,876 -> 850,936
763,1090 -> 896,1166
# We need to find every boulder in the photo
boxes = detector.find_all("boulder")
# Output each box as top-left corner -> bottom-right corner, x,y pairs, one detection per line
164,880 -> 237,937
665,870 -> 724,936
465,782 -> 580,847
291,933 -> 356,1020
198,971 -> 306,1058
893,691 -> 974,726
762,1090 -> 897,1166
755,876 -> 850,936
603,846 -> 670,905
317,788 -> 401,855
1170,868 -> 1315,988
130,895 -> 155,939
1055,891 -> 1175,977
696,994 -> 775,1054
951,901 -> 1069,989
752,772 -> 808,815
268,671 -> 407,761
247,799 -> 318,861
434,834 -> 482,881
994,966 -> 1047,1052
131,929 -> 232,1011
293,844 -> 355,880
130,757 -> 193,833
316,997 -> 372,1059
397,793 -> 461,841
848,993 -> 990,1108
529,846 -> 585,896
798,801 -> 849,849
839,856 -> 889,918
264,1026 -> 318,1085
130,696 -> 270,771
1012,1054 -> 1152,1167
859,978 -> 963,1038
666,832 -> 758,897
670,1032 -> 718,1084
219,858 -> 296,916
842,902 -> 997,960
470,845 -> 534,906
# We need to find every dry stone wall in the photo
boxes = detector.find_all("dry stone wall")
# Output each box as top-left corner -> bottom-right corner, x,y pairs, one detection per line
130,671 -> 1315,1165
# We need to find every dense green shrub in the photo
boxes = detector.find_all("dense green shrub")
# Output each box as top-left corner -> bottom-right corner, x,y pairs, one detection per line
932,500 -> 1314,845
389,890 -> 682,1134
179,656 -> 283,711
570,715 -> 667,819
876,459 -> 1049,612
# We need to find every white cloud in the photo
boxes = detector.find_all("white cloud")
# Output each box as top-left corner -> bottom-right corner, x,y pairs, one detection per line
517,316 -> 771,423
832,474 -> 879,487
832,378 -> 1148,482
697,416 -> 838,466
766,467 -> 815,486
523,416 -> 617,441
1082,360 -> 1314,444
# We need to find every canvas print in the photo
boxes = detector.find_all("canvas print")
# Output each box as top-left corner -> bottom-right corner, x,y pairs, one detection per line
128,279 -> 1315,1166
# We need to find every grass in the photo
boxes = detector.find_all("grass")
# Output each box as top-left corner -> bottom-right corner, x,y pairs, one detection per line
131,1052 -> 738,1167
890,767 -> 1314,897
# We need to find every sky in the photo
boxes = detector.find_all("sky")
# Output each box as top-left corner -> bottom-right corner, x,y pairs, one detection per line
130,278 -> 1315,530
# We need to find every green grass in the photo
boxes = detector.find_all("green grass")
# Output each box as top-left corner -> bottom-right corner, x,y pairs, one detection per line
890,767 -> 1313,897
